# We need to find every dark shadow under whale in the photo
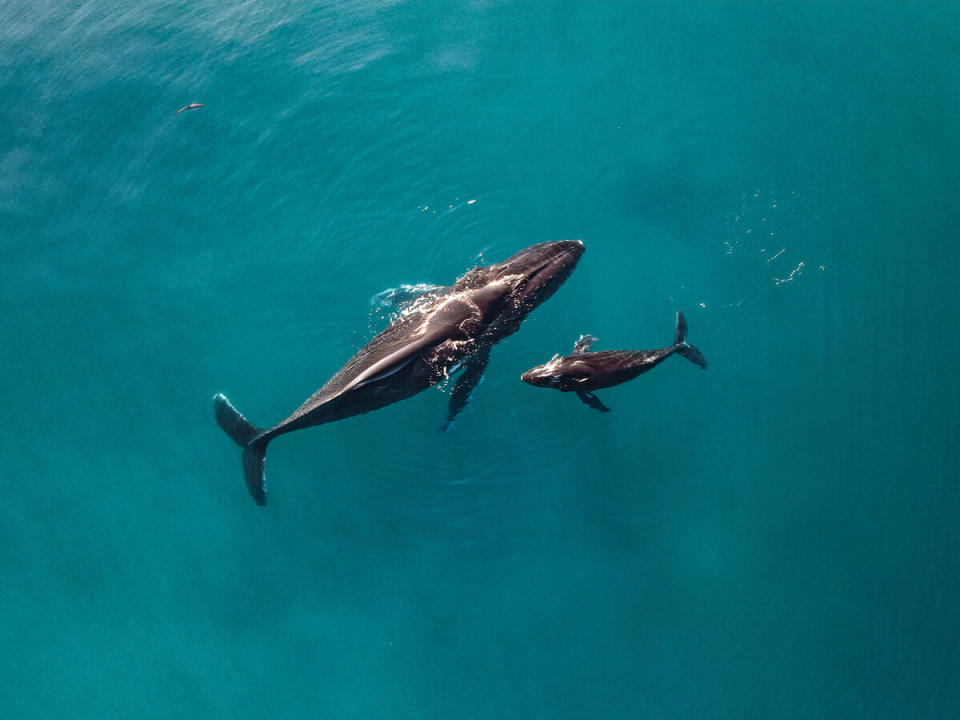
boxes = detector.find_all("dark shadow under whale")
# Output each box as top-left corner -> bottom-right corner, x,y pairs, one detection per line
520,311 -> 706,412
214,240 -> 584,505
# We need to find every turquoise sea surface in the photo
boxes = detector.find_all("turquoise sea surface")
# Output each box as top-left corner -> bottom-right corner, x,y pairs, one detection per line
2,2 -> 959,717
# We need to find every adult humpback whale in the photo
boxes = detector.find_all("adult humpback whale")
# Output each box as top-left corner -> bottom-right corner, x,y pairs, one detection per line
520,311 -> 707,412
214,240 -> 584,505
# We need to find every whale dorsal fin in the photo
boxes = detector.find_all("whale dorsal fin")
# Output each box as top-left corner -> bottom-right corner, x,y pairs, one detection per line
572,334 -> 597,355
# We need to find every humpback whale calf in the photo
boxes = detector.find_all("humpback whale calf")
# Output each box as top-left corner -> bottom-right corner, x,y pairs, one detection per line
520,311 -> 707,412
214,240 -> 584,505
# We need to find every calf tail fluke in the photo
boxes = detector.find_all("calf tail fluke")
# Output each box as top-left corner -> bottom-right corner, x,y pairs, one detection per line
675,310 -> 688,345
213,393 -> 270,506
673,311 -> 708,369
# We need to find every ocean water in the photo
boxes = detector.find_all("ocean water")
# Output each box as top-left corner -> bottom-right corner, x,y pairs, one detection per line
2,1 -> 959,717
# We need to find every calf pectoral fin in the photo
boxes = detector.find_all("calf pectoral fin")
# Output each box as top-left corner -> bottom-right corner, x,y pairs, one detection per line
439,346 -> 491,432
572,334 -> 597,354
577,391 -> 611,412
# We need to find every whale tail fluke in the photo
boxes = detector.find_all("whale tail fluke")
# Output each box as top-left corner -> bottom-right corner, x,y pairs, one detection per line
214,393 -> 262,446
242,439 -> 268,506
673,311 -> 708,369
213,393 -> 269,506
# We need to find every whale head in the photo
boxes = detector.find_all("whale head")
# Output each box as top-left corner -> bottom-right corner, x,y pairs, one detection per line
494,239 -> 584,310
460,240 -> 584,335
520,354 -> 566,389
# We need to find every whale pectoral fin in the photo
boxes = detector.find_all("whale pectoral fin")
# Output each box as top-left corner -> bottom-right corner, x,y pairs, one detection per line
343,333 -> 440,394
352,349 -> 422,389
577,391 -> 611,412
439,346 -> 492,432
572,334 -> 597,355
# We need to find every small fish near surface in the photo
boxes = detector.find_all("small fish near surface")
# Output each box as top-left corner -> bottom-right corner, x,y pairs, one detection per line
214,240 -> 584,505
520,311 -> 707,412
